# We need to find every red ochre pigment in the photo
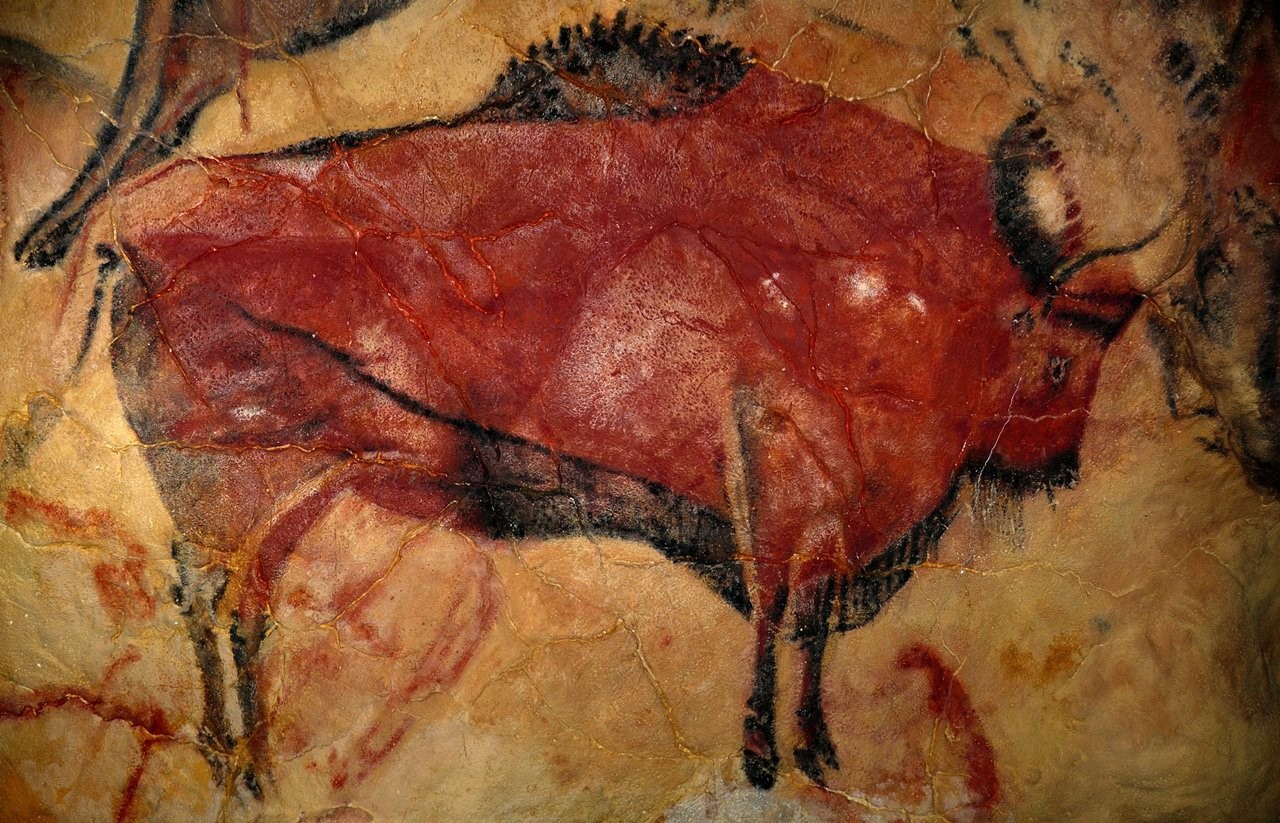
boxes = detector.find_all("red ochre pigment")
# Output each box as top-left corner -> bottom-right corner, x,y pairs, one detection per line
86,64 -> 1142,790
897,643 -> 1001,811
109,67 -> 1134,581
5,489 -> 155,622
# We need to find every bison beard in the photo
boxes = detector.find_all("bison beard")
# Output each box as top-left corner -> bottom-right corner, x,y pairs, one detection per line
85,18 -> 1141,795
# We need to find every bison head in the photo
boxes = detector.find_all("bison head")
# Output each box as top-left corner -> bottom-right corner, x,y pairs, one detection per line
978,7 -> 1279,496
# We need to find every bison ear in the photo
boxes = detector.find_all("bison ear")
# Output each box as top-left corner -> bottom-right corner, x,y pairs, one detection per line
988,110 -> 1081,294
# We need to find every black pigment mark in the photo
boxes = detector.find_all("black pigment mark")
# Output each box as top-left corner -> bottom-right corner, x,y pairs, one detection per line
1196,436 -> 1230,456
988,110 -> 1065,293
818,11 -> 909,49
1146,315 -> 1184,417
836,482 -> 959,631
1049,303 -> 1140,343
465,12 -> 750,124
282,0 -> 415,55
1162,40 -> 1196,84
232,303 -> 753,617
792,575 -> 839,784
993,29 -> 1047,97
1059,40 -> 1124,115
1189,241 -> 1237,344
743,581 -> 788,789
72,244 -> 122,373
283,13 -> 751,158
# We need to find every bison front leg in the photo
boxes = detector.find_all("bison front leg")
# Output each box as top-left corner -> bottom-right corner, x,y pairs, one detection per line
742,564 -> 789,789
792,571 -> 839,784
727,386 -> 789,789
229,604 -> 270,797
728,382 -> 852,789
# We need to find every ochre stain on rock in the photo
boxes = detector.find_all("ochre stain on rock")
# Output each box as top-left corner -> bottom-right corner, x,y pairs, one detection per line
5,489 -> 156,622
1040,633 -> 1085,684
1001,631 -> 1085,687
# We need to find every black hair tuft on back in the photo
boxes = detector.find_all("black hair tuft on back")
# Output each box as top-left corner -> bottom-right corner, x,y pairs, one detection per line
463,12 -> 751,124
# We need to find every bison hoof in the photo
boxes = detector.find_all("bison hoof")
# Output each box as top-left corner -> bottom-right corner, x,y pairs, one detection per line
238,762 -> 264,800
195,728 -> 234,785
794,717 -> 840,784
742,714 -> 779,789
794,742 -> 840,785
14,218 -> 76,269
743,747 -> 779,789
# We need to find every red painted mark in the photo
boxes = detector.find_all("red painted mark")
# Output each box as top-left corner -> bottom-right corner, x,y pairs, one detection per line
5,488 -> 125,541
93,560 -> 155,622
113,737 -> 156,823
400,570 -> 498,696
0,688 -> 173,739
329,547 -> 498,791
896,643 -> 1000,811
4,489 -> 155,622
101,646 -> 143,686
0,644 -> 172,763
331,719 -> 411,791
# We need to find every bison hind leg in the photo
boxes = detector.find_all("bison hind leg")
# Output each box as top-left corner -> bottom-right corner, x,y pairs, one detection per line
169,539 -> 239,781
169,539 -> 270,801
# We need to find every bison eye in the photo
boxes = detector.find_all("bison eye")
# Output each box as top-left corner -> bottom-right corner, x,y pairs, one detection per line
1047,355 -> 1072,389
1012,308 -> 1035,334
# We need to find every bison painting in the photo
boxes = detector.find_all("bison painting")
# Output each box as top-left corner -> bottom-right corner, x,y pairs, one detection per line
79,15 -> 1167,796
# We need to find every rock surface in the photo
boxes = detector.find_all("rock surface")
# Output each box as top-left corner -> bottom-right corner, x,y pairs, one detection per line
1,1 -> 1277,821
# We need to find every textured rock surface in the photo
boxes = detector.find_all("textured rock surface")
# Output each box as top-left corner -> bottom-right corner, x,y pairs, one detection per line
1,1 -> 1277,821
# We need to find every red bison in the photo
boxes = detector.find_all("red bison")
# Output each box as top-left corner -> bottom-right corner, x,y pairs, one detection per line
86,18 -> 1147,793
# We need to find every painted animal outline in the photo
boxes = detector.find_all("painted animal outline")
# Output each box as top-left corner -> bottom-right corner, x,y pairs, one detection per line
80,17 -> 1165,796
